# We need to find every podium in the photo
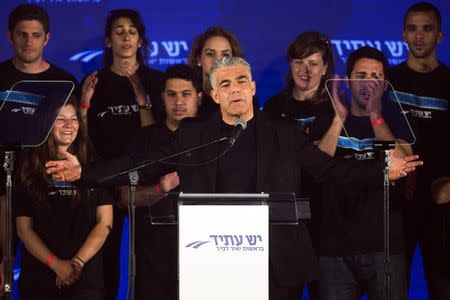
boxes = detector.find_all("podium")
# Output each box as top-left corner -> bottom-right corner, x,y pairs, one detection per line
148,192 -> 304,300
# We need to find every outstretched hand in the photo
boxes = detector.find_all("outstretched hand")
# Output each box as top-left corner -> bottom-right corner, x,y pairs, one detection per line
389,152 -> 423,181
45,150 -> 81,182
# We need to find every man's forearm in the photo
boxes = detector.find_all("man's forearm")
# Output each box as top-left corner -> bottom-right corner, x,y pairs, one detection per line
317,116 -> 343,157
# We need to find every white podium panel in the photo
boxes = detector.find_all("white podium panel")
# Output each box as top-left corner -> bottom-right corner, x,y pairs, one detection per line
179,205 -> 269,300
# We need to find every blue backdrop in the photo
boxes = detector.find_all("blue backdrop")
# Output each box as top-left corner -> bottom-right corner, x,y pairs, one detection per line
1,0 -> 449,105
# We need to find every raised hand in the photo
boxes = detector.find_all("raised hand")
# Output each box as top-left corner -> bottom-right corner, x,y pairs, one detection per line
365,79 -> 385,117
122,62 -> 146,104
81,71 -> 99,107
330,76 -> 349,121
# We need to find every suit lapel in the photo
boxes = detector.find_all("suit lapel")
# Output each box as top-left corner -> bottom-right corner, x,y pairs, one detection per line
202,113 -> 222,192
256,112 -> 275,191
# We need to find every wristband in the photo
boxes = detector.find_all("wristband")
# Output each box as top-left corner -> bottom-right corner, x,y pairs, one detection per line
80,102 -> 91,109
2,256 -> 14,263
45,253 -> 56,266
371,117 -> 385,126
74,255 -> 86,266
138,95 -> 152,110
138,104 -> 151,110
154,184 -> 161,193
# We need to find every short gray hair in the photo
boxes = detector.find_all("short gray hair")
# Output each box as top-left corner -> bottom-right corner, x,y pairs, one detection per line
209,56 -> 252,89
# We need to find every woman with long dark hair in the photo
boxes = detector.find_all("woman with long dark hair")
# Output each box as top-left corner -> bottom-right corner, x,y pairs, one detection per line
80,9 -> 164,159
15,98 -> 112,300
78,10 -> 164,299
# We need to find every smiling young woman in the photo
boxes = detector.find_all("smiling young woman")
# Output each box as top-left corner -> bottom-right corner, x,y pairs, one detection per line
15,97 -> 113,300
263,32 -> 335,137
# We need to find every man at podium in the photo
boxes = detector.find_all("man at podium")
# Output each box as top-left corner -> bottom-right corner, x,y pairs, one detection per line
46,56 -> 422,300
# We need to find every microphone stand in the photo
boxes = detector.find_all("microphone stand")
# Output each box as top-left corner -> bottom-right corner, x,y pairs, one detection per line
103,134 -> 234,300
127,170 -> 139,300
374,141 -> 395,300
100,136 -> 229,184
2,149 -> 18,300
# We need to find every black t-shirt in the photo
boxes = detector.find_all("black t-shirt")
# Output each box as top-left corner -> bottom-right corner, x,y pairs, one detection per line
14,179 -> 112,292
216,118 -> 257,193
84,65 -> 164,160
335,115 -> 378,160
0,59 -> 78,93
388,62 -> 450,199
0,59 -> 79,197
389,62 -> 450,276
263,90 -> 334,141
319,114 -> 404,256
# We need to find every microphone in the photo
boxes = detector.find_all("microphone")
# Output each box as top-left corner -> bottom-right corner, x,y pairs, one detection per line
229,117 -> 247,145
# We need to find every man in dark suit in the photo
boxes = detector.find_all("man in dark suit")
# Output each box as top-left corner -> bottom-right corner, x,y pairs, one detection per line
46,57 -> 422,300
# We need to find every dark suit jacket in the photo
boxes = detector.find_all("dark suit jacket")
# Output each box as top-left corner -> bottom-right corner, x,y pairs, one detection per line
174,111 -> 333,286
83,111 -> 381,286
